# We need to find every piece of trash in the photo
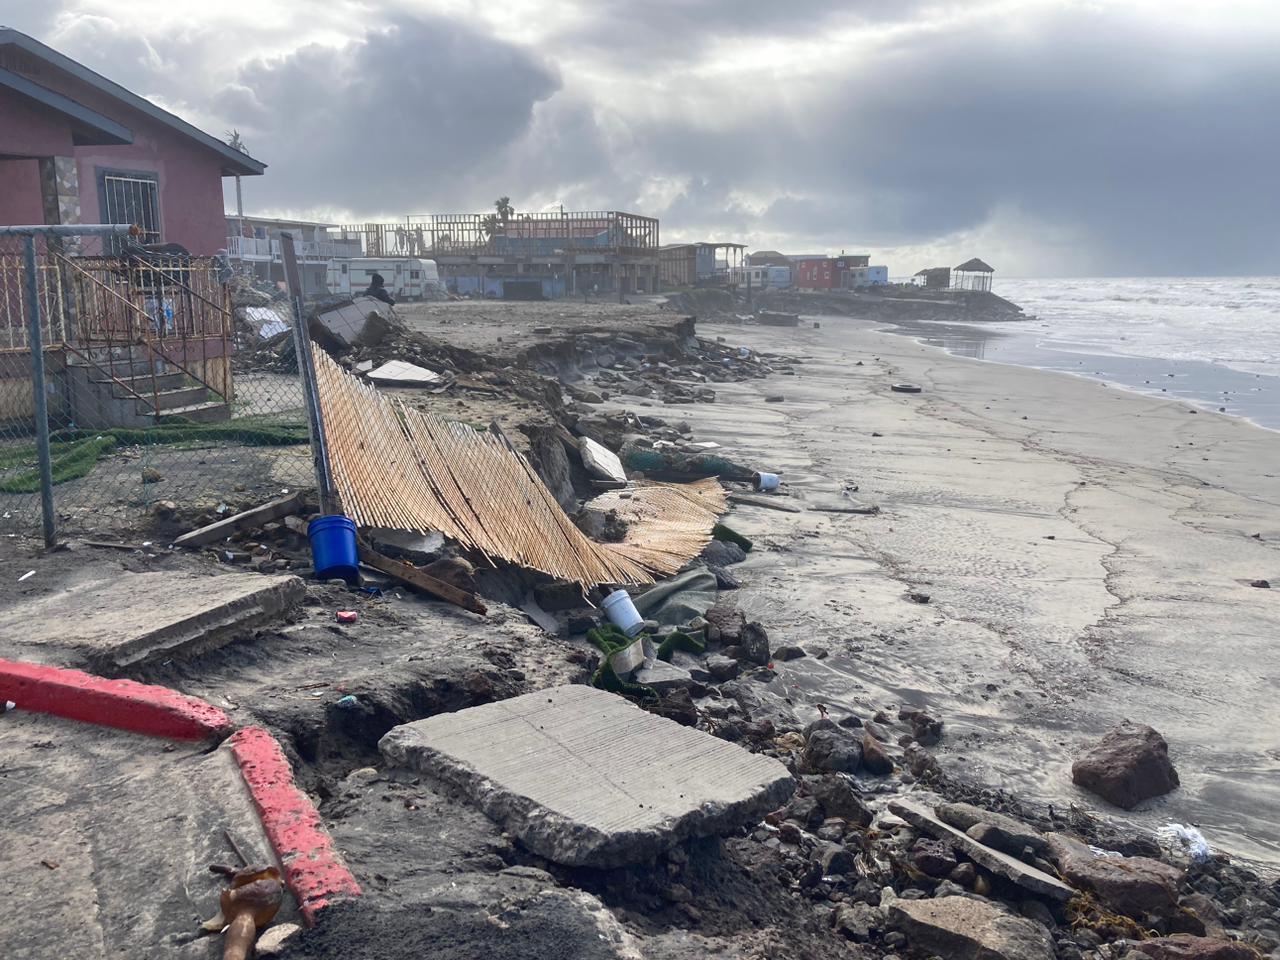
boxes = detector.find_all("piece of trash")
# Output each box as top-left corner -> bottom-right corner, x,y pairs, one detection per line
578,437 -> 627,483
601,589 -> 645,638
1250,579 -> 1270,588
335,695 -> 361,709
3,700 -> 15,712
40,859 -> 58,870
738,347 -> 751,359
336,610 -> 358,624
753,471 -> 781,492
367,359 -> 442,386
891,383 -> 923,394
1159,823 -> 1213,864
908,591 -> 931,604
201,865 -> 284,959
1088,845 -> 1124,859
18,570 -> 35,582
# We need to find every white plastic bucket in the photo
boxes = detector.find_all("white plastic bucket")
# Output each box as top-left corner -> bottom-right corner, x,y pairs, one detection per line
601,589 -> 644,637
753,471 -> 781,492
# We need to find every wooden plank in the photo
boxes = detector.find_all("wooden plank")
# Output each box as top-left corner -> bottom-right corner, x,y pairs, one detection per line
357,541 -> 487,615
727,492 -> 803,514
173,492 -> 307,548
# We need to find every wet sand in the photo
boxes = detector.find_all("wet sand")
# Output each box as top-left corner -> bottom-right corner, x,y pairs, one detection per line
677,314 -> 1280,866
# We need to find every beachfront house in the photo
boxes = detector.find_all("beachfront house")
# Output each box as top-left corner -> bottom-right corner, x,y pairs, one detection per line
0,28 -> 265,250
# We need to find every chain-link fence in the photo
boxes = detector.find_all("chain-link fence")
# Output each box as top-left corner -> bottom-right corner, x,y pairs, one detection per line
0,225 -> 314,544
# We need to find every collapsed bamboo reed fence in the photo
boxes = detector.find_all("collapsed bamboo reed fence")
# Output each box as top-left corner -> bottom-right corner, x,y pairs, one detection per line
312,349 -> 725,586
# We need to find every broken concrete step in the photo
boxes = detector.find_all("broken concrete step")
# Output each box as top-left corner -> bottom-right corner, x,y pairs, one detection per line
889,896 -> 1055,960
0,571 -> 305,671
888,798 -> 1075,901
380,684 -> 795,867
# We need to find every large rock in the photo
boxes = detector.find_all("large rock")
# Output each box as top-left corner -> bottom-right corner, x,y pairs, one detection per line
805,775 -> 873,827
1046,833 -> 1183,921
739,622 -> 771,666
804,729 -> 863,774
379,684 -> 795,867
704,602 -> 745,643
937,802 -> 1048,856
889,896 -> 1055,960
1131,936 -> 1261,960
889,799 -> 1075,901
1072,722 -> 1179,809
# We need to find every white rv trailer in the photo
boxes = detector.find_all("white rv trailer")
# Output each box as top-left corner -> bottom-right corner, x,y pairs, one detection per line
325,257 -> 441,300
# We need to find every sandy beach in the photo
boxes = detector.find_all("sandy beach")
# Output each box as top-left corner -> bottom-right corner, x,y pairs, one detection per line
674,313 -> 1280,866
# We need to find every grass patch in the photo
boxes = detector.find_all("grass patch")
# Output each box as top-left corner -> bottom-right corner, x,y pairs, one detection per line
0,418 -> 309,494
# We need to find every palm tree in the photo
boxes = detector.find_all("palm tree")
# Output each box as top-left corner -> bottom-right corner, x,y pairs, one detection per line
495,197 -> 514,222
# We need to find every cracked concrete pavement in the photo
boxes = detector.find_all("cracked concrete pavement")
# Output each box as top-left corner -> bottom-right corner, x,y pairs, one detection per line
653,314 -> 1280,865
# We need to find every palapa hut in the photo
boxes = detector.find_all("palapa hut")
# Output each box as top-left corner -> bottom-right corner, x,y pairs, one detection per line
953,257 -> 994,292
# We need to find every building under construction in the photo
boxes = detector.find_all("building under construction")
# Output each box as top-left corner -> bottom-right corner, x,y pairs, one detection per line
330,211 -> 660,299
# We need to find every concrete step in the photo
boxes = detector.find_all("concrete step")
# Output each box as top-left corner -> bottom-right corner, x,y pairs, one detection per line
95,371 -> 188,394
157,400 -> 231,424
136,385 -> 210,414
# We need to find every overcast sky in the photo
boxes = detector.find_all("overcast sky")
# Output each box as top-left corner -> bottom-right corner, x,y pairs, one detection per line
10,1 -> 1280,275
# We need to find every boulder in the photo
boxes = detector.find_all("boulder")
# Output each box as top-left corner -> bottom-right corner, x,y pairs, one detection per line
889,896 -> 1055,960
911,838 -> 959,878
1072,722 -> 1179,809
702,539 -> 747,567
937,802 -> 1048,856
900,707 -> 943,746
1046,833 -> 1183,921
804,729 -> 862,774
805,775 -> 873,828
820,843 -> 857,876
860,733 -> 895,775
704,602 -> 745,643
739,621 -> 771,666
705,655 -> 741,682
1131,936 -> 1261,960
772,645 -> 806,661
833,902 -> 882,942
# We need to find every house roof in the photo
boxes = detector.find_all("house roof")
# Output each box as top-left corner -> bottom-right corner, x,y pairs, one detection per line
954,257 -> 994,273
914,267 -> 950,276
0,27 -> 266,177
0,65 -> 132,145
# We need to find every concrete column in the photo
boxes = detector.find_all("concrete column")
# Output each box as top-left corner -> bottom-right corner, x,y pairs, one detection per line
38,157 -> 81,227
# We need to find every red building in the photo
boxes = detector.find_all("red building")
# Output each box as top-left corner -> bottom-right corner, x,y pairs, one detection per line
0,28 -> 265,252
794,255 -> 870,290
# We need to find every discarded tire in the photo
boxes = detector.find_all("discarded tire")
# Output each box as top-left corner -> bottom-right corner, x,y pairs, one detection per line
891,383 -> 923,394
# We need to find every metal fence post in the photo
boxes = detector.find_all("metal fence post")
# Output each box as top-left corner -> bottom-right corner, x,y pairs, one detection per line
280,232 -> 338,515
21,233 -> 57,547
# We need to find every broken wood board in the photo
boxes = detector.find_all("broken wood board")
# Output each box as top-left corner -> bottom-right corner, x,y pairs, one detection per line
173,492 -> 306,549
357,541 -> 486,615
727,492 -> 802,514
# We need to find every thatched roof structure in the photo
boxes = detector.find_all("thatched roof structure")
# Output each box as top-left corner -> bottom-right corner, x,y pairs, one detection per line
954,257 -> 994,273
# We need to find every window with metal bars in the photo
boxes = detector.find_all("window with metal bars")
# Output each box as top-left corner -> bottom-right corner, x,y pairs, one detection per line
97,169 -> 161,247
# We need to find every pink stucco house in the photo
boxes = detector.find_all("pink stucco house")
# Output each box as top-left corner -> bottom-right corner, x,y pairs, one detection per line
0,27 -> 265,252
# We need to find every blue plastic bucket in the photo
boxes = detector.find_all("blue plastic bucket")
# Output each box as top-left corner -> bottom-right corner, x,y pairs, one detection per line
308,515 -> 359,582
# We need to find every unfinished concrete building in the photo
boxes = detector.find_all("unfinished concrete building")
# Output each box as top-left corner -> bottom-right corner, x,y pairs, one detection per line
331,211 -> 660,299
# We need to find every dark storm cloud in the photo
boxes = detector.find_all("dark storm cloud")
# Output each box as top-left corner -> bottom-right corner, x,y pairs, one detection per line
13,2 -> 1280,272
220,15 -> 563,213
604,4 -> 1280,272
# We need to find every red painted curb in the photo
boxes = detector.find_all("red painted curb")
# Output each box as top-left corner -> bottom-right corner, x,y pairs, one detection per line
0,658 -> 231,740
229,727 -> 361,923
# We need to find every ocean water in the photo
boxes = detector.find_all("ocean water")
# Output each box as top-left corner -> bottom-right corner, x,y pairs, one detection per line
894,276 -> 1280,429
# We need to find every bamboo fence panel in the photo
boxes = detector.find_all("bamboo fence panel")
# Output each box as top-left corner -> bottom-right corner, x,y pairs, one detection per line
312,349 -> 719,586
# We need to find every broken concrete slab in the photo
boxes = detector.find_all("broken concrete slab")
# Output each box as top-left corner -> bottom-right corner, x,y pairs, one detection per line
366,360 -> 441,386
311,296 -> 395,349
633,660 -> 694,693
888,799 -> 1075,901
889,896 -> 1055,960
1046,832 -> 1182,920
0,571 -> 305,671
379,684 -> 794,867
578,437 -> 626,483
